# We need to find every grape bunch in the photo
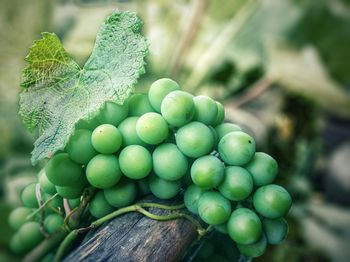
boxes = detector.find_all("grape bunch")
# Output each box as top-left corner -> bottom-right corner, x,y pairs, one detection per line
9,78 -> 291,260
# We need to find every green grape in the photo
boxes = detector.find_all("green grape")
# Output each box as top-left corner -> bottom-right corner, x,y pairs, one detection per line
176,122 -> 214,158
118,116 -> 147,147
66,129 -> 97,164
213,101 -> 225,126
104,177 -> 137,208
191,155 -> 224,189
148,175 -> 181,199
244,152 -> 278,186
91,124 -> 122,154
97,101 -> 129,126
10,234 -> 27,254
137,178 -> 151,196
68,198 -> 81,209
198,191 -> 231,225
148,78 -> 180,112
56,181 -> 86,199
161,90 -> 195,127
89,191 -> 115,218
119,145 -> 152,179
181,169 -> 192,188
8,207 -> 33,230
86,154 -> 122,189
184,184 -> 206,214
218,131 -> 255,166
44,214 -> 64,234
152,143 -> 188,181
218,166 -> 253,201
193,95 -> 218,125
215,223 -> 228,234
128,93 -> 155,116
263,217 -> 289,244
236,234 -> 267,258
215,123 -> 242,141
253,184 -> 292,219
227,208 -> 262,245
38,168 -> 56,195
42,193 -> 63,212
46,153 -> 83,186
75,116 -> 101,130
209,126 -> 219,146
136,112 -> 169,144
21,183 -> 39,208
17,221 -> 44,251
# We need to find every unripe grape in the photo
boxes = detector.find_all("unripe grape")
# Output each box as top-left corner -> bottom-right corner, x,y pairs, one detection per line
198,191 -> 231,225
215,123 -> 242,141
218,166 -> 253,201
263,217 -> 289,244
44,214 -> 64,234
161,90 -> 195,127
56,180 -> 86,199
8,207 -> 33,230
97,101 -> 129,126
91,124 -> 122,154
148,78 -> 180,112
253,184 -> 292,218
42,193 -> 63,212
227,208 -> 262,245
212,101 -> 225,126
86,154 -> 122,189
46,153 -> 83,186
38,168 -> 56,195
137,178 -> 151,196
152,143 -> 188,181
119,145 -> 152,179
68,198 -> 81,209
21,183 -> 39,208
236,233 -> 267,258
75,116 -> 100,131
118,117 -> 147,147
209,126 -> 219,146
136,113 -> 168,144
193,95 -> 218,125
184,184 -> 206,214
89,191 -> 115,218
148,175 -> 181,199
66,129 -> 97,164
17,221 -> 44,251
244,152 -> 278,186
128,93 -> 155,116
104,177 -> 137,208
191,155 -> 224,189
10,234 -> 27,254
218,131 -> 255,166
176,122 -> 214,158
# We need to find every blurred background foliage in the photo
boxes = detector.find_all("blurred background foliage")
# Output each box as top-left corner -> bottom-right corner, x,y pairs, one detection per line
0,0 -> 350,261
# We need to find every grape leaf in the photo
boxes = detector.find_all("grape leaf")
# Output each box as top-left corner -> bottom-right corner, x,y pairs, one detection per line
19,11 -> 148,164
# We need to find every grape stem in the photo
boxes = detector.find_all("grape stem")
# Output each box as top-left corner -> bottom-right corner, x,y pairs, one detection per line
27,193 -> 59,220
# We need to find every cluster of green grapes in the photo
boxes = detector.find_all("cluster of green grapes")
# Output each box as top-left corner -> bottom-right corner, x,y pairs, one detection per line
9,78 -> 291,259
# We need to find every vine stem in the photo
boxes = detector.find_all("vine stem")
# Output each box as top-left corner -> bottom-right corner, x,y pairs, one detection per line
27,193 -> 59,220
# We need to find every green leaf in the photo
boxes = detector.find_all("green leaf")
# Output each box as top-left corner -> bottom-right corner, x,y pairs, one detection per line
19,11 -> 148,164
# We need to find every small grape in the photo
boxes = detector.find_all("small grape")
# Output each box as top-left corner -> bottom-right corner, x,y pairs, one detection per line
91,124 -> 122,154
253,184 -> 292,219
118,116 -> 148,147
8,207 -> 33,230
44,214 -> 64,234
38,168 -> 56,195
68,198 -> 81,209
152,143 -> 188,181
42,193 -> 63,212
215,123 -> 242,141
209,126 -> 219,146
136,112 -> 169,144
218,166 -> 253,201
128,93 -> 155,116
176,122 -> 214,158
46,153 -> 83,186
17,221 -> 44,251
193,95 -> 218,125
198,191 -> 231,225
236,233 -> 267,258
21,183 -> 39,208
86,154 -> 122,189
119,145 -> 152,179
263,217 -> 289,244
184,184 -> 206,214
75,116 -> 101,131
161,90 -> 195,127
191,155 -> 224,189
97,101 -> 129,126
10,234 -> 27,254
148,78 -> 180,112
104,177 -> 137,208
56,180 -> 86,199
137,178 -> 151,196
227,208 -> 262,245
66,129 -> 97,164
148,175 -> 181,199
89,191 -> 115,218
218,131 -> 255,166
244,152 -> 278,186
212,101 -> 225,126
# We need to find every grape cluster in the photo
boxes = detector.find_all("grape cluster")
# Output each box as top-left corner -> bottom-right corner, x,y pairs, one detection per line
9,78 -> 291,259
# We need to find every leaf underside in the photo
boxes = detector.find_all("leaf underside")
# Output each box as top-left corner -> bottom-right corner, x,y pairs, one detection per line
19,11 -> 148,164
